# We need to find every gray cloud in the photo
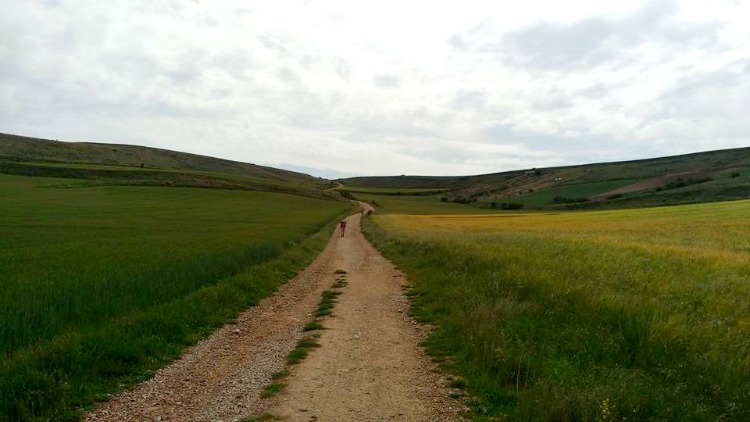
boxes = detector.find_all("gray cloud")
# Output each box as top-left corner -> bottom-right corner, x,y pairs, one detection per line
451,90 -> 487,110
0,1 -> 747,177
458,1 -> 725,71
373,74 -> 401,88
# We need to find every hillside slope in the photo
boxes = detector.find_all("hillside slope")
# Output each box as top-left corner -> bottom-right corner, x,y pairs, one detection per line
0,132 -> 319,185
340,147 -> 750,209
0,133 -> 341,200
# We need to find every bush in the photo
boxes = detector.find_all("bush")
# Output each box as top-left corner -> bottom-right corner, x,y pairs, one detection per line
553,196 -> 589,204
500,202 -> 524,210
665,177 -> 713,190
731,172 -> 741,178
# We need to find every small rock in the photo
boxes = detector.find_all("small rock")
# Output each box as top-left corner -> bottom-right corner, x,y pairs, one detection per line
299,408 -> 308,412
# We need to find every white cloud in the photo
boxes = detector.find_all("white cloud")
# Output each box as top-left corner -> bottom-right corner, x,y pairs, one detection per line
0,0 -> 747,177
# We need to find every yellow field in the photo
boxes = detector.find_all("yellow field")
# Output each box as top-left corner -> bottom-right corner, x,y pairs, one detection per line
379,200 -> 750,262
366,199 -> 750,419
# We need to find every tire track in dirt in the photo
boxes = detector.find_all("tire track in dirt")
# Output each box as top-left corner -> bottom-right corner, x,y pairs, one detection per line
86,205 -> 461,421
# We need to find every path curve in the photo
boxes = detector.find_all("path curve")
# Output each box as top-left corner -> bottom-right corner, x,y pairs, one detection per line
87,203 -> 461,421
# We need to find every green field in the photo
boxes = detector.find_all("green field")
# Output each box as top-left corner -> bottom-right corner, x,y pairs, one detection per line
364,200 -> 750,420
0,174 -> 349,420
506,179 -> 636,206
20,161 -> 282,185
336,186 -> 448,195
340,147 -> 750,209
0,132 -> 319,186
356,193 -> 506,215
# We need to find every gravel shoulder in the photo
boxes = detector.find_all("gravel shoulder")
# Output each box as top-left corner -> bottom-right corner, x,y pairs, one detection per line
87,205 -> 461,421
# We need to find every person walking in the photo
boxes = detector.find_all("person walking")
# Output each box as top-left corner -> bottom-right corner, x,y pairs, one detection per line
339,220 -> 347,237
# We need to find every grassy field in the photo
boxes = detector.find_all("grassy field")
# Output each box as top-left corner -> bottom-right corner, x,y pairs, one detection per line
355,193 -> 506,215
20,161 -> 294,185
0,174 -> 350,420
0,132 -> 319,186
0,161 -> 341,201
364,200 -> 750,420
341,147 -> 750,209
503,179 -> 637,206
336,186 -> 448,195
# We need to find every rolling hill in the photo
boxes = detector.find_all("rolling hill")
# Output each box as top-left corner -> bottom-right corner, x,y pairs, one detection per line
0,132 -> 342,200
340,146 -> 750,209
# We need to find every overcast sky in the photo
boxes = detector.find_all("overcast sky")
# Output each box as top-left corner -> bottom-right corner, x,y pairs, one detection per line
1,1 -> 748,177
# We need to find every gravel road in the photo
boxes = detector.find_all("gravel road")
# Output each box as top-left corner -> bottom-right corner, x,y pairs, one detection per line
86,204 -> 462,421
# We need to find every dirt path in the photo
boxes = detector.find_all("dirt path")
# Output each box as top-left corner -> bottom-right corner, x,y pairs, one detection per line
86,205 -> 461,421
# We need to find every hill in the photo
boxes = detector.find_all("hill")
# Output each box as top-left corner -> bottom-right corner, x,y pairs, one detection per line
340,146 -> 750,209
0,132 -> 342,200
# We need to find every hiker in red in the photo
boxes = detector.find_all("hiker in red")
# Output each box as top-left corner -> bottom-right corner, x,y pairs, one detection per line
339,220 -> 347,237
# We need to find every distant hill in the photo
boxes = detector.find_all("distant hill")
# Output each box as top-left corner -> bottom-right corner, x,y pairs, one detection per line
0,133 -> 342,200
339,147 -> 750,209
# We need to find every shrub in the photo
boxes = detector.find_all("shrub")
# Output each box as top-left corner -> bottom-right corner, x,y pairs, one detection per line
553,196 -> 589,204
500,202 -> 524,210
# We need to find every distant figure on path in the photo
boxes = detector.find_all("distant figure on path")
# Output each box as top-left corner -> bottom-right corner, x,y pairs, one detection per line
339,220 -> 347,237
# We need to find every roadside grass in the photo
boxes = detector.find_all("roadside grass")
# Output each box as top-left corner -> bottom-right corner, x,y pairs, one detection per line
0,173 -> 350,420
363,200 -> 750,420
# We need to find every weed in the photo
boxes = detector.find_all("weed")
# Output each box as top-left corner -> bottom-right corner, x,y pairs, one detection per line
286,348 -> 308,365
260,383 -> 286,398
302,321 -> 324,331
271,370 -> 289,380
449,379 -> 467,389
243,413 -> 283,421
296,337 -> 321,349
315,290 -> 342,317
287,337 -> 320,365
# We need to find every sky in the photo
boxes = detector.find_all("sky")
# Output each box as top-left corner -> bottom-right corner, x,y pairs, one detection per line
0,1 -> 748,178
